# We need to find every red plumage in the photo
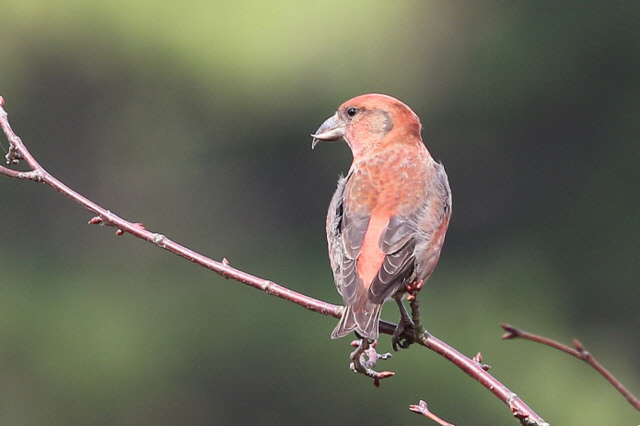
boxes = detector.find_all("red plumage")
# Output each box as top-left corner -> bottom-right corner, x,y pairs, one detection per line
312,94 -> 451,340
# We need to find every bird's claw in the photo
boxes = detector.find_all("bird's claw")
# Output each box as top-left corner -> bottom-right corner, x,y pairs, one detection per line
349,338 -> 394,387
391,295 -> 417,351
391,316 -> 415,351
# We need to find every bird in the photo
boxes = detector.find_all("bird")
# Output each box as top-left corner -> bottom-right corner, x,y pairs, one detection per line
311,94 -> 451,347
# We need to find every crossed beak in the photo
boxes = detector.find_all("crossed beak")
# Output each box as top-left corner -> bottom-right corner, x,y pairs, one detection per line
311,112 -> 346,149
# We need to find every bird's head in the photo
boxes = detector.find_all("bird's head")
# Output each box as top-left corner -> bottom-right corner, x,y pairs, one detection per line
311,93 -> 423,157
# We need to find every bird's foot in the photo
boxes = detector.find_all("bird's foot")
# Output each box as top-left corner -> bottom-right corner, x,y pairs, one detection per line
392,296 -> 416,351
391,314 -> 415,351
349,338 -> 394,387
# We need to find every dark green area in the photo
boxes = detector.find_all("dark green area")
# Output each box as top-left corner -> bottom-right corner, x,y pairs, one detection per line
1,2 -> 638,424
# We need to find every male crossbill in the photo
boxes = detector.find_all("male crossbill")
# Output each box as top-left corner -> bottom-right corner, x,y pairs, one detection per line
312,94 -> 451,343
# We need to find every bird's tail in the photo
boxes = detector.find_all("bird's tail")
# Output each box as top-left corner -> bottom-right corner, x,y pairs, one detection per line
331,301 -> 382,340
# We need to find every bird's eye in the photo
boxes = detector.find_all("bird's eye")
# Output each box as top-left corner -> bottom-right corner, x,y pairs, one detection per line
346,107 -> 358,118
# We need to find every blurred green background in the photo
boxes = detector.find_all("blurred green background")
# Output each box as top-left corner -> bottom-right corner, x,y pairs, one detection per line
1,1 -> 638,424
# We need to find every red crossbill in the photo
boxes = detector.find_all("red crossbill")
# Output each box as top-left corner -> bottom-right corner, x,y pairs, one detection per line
312,94 -> 451,345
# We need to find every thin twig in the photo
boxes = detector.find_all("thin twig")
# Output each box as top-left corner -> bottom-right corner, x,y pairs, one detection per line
0,96 -> 548,425
502,324 -> 640,411
409,400 -> 455,426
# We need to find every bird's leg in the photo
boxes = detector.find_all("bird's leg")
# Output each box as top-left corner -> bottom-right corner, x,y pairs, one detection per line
391,295 -> 415,351
407,281 -> 428,343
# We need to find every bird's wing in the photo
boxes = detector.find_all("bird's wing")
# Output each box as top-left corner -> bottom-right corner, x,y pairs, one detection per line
326,175 -> 346,277
327,175 -> 369,306
327,171 -> 378,306
367,214 -> 416,304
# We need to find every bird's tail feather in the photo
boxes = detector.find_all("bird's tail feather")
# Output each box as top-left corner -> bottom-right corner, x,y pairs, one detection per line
331,302 -> 382,340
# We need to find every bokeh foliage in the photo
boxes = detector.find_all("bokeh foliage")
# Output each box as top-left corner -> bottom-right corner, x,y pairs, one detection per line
1,1 -> 638,424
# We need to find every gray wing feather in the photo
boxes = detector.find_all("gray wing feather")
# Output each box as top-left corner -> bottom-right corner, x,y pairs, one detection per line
342,213 -> 370,260
368,218 -> 416,303
326,175 -> 369,305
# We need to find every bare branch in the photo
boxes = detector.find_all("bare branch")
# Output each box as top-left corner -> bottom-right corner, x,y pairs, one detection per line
1,96 -> 549,425
414,329 -> 549,425
502,324 -> 640,411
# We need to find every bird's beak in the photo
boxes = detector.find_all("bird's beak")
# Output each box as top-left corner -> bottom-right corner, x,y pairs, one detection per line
311,112 -> 345,149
